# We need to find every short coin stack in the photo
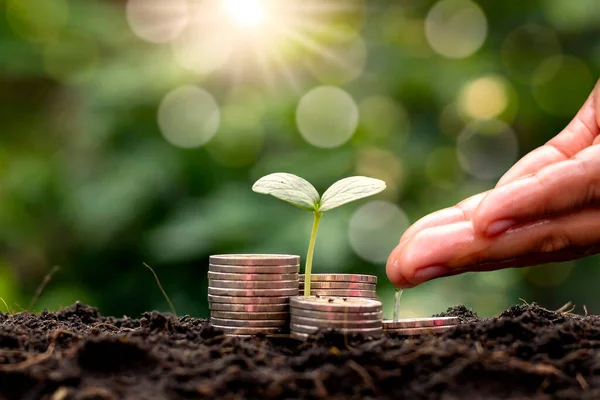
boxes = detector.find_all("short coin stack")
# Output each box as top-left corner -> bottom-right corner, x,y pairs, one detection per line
290,296 -> 383,340
208,254 -> 300,336
299,274 -> 377,299
383,317 -> 460,336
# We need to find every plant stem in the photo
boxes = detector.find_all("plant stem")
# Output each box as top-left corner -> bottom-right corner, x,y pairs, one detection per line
304,211 -> 322,297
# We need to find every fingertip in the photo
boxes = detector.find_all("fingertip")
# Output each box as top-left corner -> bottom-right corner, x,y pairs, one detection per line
386,245 -> 413,288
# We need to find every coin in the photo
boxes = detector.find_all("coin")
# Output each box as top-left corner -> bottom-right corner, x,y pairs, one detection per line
291,308 -> 382,321
291,316 -> 382,329
210,317 -> 288,327
299,281 -> 376,290
208,271 -> 299,281
210,311 -> 289,320
290,323 -> 383,336
291,296 -> 382,313
383,317 -> 460,329
385,325 -> 458,336
208,295 -> 290,304
209,303 -> 289,312
208,287 -> 299,297
300,274 -> 377,283
209,264 -> 300,274
290,331 -> 311,341
209,279 -> 299,290
210,254 -> 300,266
210,325 -> 282,335
299,289 -> 377,298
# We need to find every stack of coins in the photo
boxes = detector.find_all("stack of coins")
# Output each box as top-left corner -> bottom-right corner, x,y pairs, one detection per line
299,274 -> 377,299
290,296 -> 383,340
383,317 -> 460,336
208,254 -> 300,336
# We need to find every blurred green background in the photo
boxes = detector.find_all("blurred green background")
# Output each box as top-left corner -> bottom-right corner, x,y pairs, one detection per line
1,0 -> 599,319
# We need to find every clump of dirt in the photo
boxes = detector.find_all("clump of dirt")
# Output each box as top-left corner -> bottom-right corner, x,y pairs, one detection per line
1,302 -> 600,399
433,304 -> 479,321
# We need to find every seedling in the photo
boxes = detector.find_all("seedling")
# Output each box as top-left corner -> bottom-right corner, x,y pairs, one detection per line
252,173 -> 386,296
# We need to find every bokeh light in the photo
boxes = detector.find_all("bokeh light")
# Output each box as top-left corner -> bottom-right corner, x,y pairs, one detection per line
296,86 -> 359,148
532,55 -> 594,117
521,262 -> 574,288
458,75 -> 509,120
542,0 -> 600,32
382,7 -> 432,58
425,147 -> 465,189
355,148 -> 405,199
348,201 -> 410,265
222,0 -> 267,29
6,0 -> 69,42
357,96 -> 410,145
456,119 -> 519,180
157,86 -> 221,149
171,2 -> 235,76
126,0 -> 189,44
500,24 -> 562,84
307,36 -> 367,85
42,32 -> 98,84
425,0 -> 487,59
206,105 -> 265,168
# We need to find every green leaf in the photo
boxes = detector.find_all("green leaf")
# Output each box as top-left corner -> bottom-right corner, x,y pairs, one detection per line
319,176 -> 386,212
252,173 -> 320,211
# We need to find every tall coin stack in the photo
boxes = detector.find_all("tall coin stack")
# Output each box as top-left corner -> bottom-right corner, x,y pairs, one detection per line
299,274 -> 378,299
290,296 -> 383,340
208,254 -> 300,336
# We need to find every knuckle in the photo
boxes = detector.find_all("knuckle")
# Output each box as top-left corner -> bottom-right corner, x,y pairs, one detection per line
537,230 -> 571,254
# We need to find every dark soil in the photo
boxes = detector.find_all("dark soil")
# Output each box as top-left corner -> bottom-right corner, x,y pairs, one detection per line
1,302 -> 600,400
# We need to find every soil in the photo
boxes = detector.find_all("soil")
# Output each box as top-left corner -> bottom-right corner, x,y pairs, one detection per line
1,302 -> 600,400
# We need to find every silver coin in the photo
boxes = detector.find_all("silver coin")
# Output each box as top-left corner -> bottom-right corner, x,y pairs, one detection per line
300,274 -> 377,284
299,281 -> 376,290
290,331 -> 311,341
208,287 -> 299,297
210,311 -> 289,320
209,264 -> 300,274
290,323 -> 383,336
383,317 -> 460,329
210,325 -> 281,335
291,308 -> 382,321
208,271 -> 298,281
291,315 -> 382,329
208,295 -> 290,304
291,296 -> 382,313
299,289 -> 377,298
385,325 -> 458,335
209,279 -> 299,290
209,302 -> 289,312
210,317 -> 288,327
210,254 -> 300,266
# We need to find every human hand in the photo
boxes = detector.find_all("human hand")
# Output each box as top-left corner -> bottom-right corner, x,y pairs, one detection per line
387,80 -> 600,288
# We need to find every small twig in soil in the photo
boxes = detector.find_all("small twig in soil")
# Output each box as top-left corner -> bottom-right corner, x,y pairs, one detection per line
576,373 -> 589,389
0,329 -> 70,371
519,298 -> 530,306
556,301 -> 573,313
562,303 -> 577,314
29,265 -> 60,310
474,342 -> 484,354
143,262 -> 176,315
0,297 -> 10,314
584,305 -> 589,317
347,360 -> 380,396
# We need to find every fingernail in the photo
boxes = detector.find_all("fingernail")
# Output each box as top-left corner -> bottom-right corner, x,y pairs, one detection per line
485,219 -> 515,236
413,266 -> 450,283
